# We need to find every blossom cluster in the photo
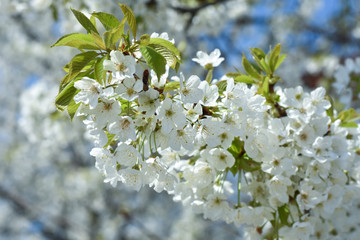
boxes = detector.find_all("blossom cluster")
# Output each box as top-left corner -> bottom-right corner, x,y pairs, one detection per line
71,38 -> 360,239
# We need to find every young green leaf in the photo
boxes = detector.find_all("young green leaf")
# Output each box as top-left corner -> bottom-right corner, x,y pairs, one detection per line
139,34 -> 150,46
118,3 -> 137,39
71,8 -> 98,34
337,108 -> 360,127
91,32 -> 106,50
51,33 -> 100,50
163,81 -> 180,92
269,44 -> 281,72
92,12 -> 121,31
278,204 -> 290,226
55,80 -> 78,111
274,54 -> 286,71
140,46 -> 166,80
242,55 -> 260,79
56,68 -> 93,110
234,75 -> 255,84
103,21 -> 125,49
262,76 -> 269,95
67,98 -> 81,121
238,154 -> 261,172
104,131 -> 117,148
216,80 -> 227,93
148,38 -> 181,62
94,57 -> 106,85
60,51 -> 98,91
205,69 -> 213,83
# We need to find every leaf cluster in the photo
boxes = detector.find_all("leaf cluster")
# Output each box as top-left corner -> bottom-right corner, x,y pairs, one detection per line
52,3 -> 182,120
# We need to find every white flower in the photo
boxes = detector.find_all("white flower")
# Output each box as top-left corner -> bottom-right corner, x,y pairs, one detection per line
279,221 -> 314,240
90,147 -> 115,173
103,50 -> 136,80
168,124 -> 195,151
108,116 -> 136,142
202,148 -> 235,171
198,81 -> 219,106
267,175 -> 292,205
296,182 -> 325,211
137,88 -> 160,117
74,77 -> 103,109
183,103 -> 202,122
197,117 -> 224,147
177,73 -> 203,104
203,193 -> 230,221
320,185 -> 344,216
295,125 -> 316,148
261,148 -> 296,176
150,32 -> 175,43
192,48 -> 224,69
277,86 -> 307,108
114,143 -> 140,167
183,161 -> 215,188
90,98 -> 121,127
157,98 -> 186,134
115,77 -> 143,101
303,87 -> 331,115
118,168 -> 143,191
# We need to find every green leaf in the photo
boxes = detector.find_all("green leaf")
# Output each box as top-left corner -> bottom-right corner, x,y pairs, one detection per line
71,8 -> 98,34
278,204 -> 290,226
60,51 -> 98,91
92,12 -> 121,31
229,160 -> 240,176
103,20 -> 125,49
147,38 -> 182,69
67,98 -> 81,121
94,57 -> 106,85
269,44 -> 281,72
274,54 -> 286,71
55,80 -> 78,111
227,138 -> 243,176
242,55 -> 260,79
250,47 -> 265,59
205,69 -> 213,83
262,77 -> 269,94
140,46 -> 166,80
118,3 -> 137,39
337,108 -> 360,127
56,68 -> 93,111
340,122 -> 358,128
216,80 -> 227,93
90,15 -> 97,29
163,81 -> 180,92
104,131 -> 117,148
91,32 -> 106,50
175,61 -> 181,73
148,44 -> 176,68
51,33 -> 100,50
238,154 -> 261,172
234,75 -> 255,84
148,38 -> 181,62
227,137 -> 243,158
139,34 -> 150,46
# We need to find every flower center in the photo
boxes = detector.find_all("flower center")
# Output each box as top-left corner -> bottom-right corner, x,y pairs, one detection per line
127,88 -> 135,96
116,63 -> 128,72
121,119 -> 131,130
